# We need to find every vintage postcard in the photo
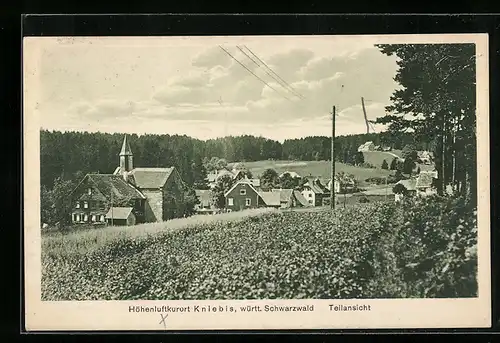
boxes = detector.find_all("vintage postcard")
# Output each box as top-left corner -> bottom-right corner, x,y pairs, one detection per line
23,34 -> 490,331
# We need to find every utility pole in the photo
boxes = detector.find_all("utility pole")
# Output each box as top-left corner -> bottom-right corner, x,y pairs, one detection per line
330,106 -> 336,210
361,97 -> 369,134
110,191 -> 114,226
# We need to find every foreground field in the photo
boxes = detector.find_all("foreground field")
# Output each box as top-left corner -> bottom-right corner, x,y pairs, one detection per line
42,196 -> 477,300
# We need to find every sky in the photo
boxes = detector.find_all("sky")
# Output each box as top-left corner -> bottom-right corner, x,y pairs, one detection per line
31,36 -> 401,142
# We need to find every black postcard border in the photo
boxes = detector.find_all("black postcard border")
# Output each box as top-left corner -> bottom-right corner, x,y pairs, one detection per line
16,13 -> 500,337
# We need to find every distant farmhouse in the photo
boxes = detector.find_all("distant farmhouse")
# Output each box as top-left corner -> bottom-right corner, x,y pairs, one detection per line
394,170 -> 438,202
70,135 -> 188,226
357,141 -> 375,152
326,175 -> 356,194
417,151 -> 434,165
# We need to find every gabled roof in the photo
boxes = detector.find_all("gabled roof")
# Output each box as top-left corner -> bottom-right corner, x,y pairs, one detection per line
416,171 -> 437,189
105,207 -> 134,219
207,169 -> 235,183
293,190 -> 310,206
128,167 -> 174,189
272,188 -> 294,202
304,178 -> 329,194
395,179 -> 417,191
83,174 -> 146,201
195,189 -> 212,207
224,179 -> 260,198
258,191 -> 281,206
119,135 -> 133,156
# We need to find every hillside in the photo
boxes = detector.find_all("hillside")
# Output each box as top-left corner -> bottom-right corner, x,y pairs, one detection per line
362,150 -> 403,168
240,160 -> 392,181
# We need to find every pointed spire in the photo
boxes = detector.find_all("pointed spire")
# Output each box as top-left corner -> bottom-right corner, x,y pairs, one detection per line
119,134 -> 133,156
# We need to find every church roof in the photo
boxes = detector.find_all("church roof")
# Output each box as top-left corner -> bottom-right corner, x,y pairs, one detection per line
119,135 -> 133,156
128,167 -> 174,189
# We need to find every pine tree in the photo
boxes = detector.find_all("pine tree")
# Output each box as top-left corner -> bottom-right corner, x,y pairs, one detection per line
381,159 -> 389,170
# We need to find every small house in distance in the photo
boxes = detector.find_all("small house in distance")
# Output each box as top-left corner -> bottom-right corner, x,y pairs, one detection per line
105,207 -> 136,226
415,170 -> 438,196
194,189 -> 217,215
357,141 -> 375,152
271,188 -> 310,209
301,178 -> 330,206
393,179 -> 417,202
279,171 -> 301,179
224,180 -> 281,211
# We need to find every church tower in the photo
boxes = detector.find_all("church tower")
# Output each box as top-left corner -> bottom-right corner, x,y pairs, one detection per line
119,135 -> 134,177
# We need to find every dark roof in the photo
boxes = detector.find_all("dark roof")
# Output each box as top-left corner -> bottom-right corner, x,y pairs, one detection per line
395,179 -> 417,191
86,174 -> 145,201
304,178 -> 329,194
195,189 -> 211,207
258,192 -> 281,206
105,207 -> 134,219
119,135 -> 133,156
128,167 -> 174,189
272,188 -> 294,202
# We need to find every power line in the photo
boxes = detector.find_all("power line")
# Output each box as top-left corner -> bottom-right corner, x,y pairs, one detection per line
237,46 -> 305,100
218,46 -> 293,102
242,45 -> 305,100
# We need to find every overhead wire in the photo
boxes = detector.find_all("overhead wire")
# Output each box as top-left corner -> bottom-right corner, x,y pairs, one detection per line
238,46 -> 305,100
218,46 -> 293,102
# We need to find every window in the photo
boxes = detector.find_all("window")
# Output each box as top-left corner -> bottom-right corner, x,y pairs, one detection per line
308,200 -> 313,204
91,215 -> 96,222
308,193 -> 312,198
245,198 -> 251,206
100,215 -> 105,222
240,188 -> 246,195
73,214 -> 77,222
83,201 -> 88,209
76,202 -> 80,208
228,198 -> 234,206
88,188 -> 92,195
83,214 -> 88,222
76,214 -> 81,222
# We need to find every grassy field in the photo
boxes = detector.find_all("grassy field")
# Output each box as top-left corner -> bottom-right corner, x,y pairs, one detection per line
362,150 -> 403,168
42,207 -> 277,256
241,160 -> 392,181
41,196 -> 478,300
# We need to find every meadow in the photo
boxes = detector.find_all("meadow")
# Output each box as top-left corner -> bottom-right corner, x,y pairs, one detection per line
42,195 -> 477,300
242,160 -> 392,181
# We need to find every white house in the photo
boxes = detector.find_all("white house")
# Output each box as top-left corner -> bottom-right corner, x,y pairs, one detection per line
357,141 -> 375,152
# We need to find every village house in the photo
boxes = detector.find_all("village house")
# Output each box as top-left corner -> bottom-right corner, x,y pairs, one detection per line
70,135 -> 188,226
326,175 -> 356,194
271,188 -> 310,209
393,170 -> 437,202
194,189 -> 218,215
417,151 -> 434,165
415,170 -> 438,196
224,180 -> 282,211
301,177 -> 330,207
357,141 -> 375,152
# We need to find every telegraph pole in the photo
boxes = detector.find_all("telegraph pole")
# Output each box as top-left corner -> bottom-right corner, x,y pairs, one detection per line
330,106 -> 336,210
361,97 -> 369,134
110,191 -> 114,226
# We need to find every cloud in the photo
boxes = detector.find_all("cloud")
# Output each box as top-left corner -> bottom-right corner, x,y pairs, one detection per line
192,46 -> 232,68
57,45 -> 398,139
